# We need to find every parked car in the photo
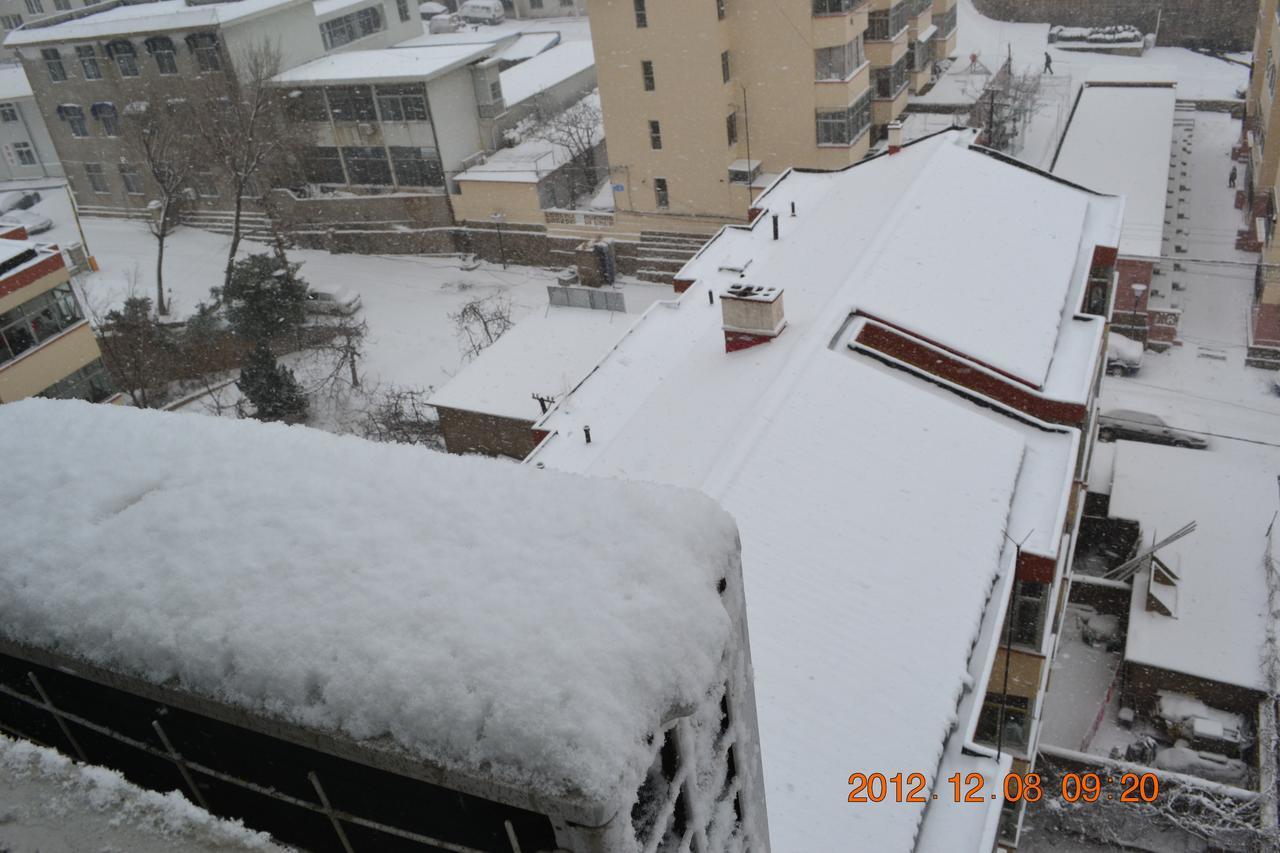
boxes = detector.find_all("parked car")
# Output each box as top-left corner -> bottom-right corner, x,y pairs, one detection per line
418,0 -> 449,17
0,190 -> 40,214
428,12 -> 463,32
459,0 -> 504,24
305,286 -> 362,316
1097,409 -> 1209,449
0,208 -> 53,235
1105,332 -> 1143,375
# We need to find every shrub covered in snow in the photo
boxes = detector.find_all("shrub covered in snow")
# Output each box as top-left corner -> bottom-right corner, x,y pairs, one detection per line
0,399 -> 742,807
1050,25 -> 1144,45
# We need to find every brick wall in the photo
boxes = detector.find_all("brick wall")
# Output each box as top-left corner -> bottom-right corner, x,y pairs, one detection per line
436,405 -> 538,460
972,0 -> 1254,50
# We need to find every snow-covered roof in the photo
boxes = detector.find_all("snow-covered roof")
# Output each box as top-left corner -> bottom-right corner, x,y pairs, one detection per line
1109,441 -> 1272,693
429,302 -> 635,421
3,0 -> 306,46
394,29 -> 517,48
0,735 -> 289,852
1084,63 -> 1178,85
497,31 -> 561,64
456,89 -> 601,183
0,399 -> 742,813
1052,78 -> 1176,259
499,40 -> 594,107
0,65 -> 32,101
526,129 -> 1096,851
271,43 -> 496,86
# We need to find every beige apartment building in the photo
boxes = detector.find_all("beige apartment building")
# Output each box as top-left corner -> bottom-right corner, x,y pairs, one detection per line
0,225 -> 117,403
587,0 -> 956,225
1243,0 -> 1280,366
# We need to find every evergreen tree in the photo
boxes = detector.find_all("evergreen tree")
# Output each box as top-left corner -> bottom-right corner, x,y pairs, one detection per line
237,341 -> 308,423
219,253 -> 309,345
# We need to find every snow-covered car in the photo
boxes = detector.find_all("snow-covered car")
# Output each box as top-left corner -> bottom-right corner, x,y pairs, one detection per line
459,0 -> 504,24
1105,332 -> 1143,375
428,12 -> 463,32
0,190 -> 40,214
0,208 -> 53,235
1097,409 -> 1209,449
418,0 -> 449,17
305,286 -> 362,316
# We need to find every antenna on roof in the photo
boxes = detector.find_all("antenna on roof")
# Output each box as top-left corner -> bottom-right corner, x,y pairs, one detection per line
1103,521 -> 1196,583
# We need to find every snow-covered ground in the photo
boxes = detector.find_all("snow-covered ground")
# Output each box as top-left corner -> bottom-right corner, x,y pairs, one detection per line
0,735 -> 290,853
913,0 -> 1249,169
52,210 -> 666,423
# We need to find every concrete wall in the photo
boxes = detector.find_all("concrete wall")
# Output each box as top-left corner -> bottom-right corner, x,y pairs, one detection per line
971,0 -> 1254,51
426,65 -> 485,191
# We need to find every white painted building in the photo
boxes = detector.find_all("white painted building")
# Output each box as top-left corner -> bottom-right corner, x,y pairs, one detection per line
0,62 -> 58,178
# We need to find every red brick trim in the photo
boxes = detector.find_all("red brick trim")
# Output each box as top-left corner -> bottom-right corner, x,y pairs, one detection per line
853,320 -> 1088,426
0,254 -> 66,302
673,277 -> 695,294
1017,551 -> 1057,584
725,330 -> 778,353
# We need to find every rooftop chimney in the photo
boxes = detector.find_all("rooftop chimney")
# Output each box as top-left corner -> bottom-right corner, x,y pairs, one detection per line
721,284 -> 786,353
887,121 -> 904,154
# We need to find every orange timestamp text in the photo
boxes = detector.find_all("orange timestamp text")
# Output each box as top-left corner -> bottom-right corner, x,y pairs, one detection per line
848,772 -> 1160,804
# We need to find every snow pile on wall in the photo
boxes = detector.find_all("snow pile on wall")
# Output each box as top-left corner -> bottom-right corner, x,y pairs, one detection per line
0,400 -> 739,805
0,735 -> 289,853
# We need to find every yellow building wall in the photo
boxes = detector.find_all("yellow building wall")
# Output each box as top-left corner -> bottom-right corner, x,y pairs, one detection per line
991,648 -> 1046,701
0,322 -> 100,403
453,180 -> 546,226
586,0 -> 873,222
0,265 -> 68,315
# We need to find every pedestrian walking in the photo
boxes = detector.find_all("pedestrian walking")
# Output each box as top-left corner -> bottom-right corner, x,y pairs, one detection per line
1229,165 -> 1238,188
1044,52 -> 1054,74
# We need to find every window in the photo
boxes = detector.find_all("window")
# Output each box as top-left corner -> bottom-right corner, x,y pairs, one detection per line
649,119 -> 662,150
634,0 -> 646,28
872,52 -> 909,99
119,162 -> 142,194
186,32 -> 221,72
302,147 -> 345,184
1009,581 -> 1048,648
57,104 -> 87,137
320,6 -> 384,49
145,36 -> 178,74
530,0 -> 542,6
285,87 -> 328,122
653,177 -> 669,208
23,0 -> 42,15
641,59 -> 655,91
38,358 -> 115,403
12,142 -> 35,165
84,162 -> 108,192
91,101 -> 119,135
42,48 -> 66,82
866,2 -> 907,40
489,80 -> 502,102
192,170 -> 218,198
934,3 -> 955,36
0,281 -> 85,367
0,15 -> 22,29
815,36 -> 864,80
106,40 -> 138,77
396,0 -> 409,20
812,0 -> 858,12
389,146 -> 443,187
375,84 -> 429,122
716,0 -> 725,19
327,85 -> 376,121
721,50 -> 730,83
559,0 -> 572,5
815,90 -> 871,145
53,0 -> 70,9
726,111 -> 737,146
77,45 -> 101,79
976,693 -> 1030,752
341,146 -> 391,184
0,103 -> 16,122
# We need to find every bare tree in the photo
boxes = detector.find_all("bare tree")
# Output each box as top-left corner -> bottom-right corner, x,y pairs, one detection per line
194,39 -> 307,288
450,295 -> 514,359
361,386 -> 443,448
531,94 -> 604,203
121,87 -> 200,316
